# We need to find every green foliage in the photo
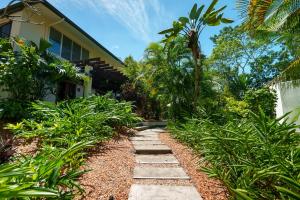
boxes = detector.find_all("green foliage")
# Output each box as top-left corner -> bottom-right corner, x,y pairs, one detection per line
0,100 -> 30,120
159,0 -> 233,102
1,94 -> 140,199
244,88 -> 277,118
0,38 -> 84,120
236,0 -> 300,81
7,95 -> 140,147
0,141 -> 93,199
237,0 -> 300,34
169,110 -> 300,199
124,38 -> 196,119
159,0 -> 233,42
224,97 -> 249,118
206,26 -> 293,92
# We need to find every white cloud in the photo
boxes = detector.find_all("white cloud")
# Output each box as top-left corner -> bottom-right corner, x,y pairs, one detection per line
49,0 -> 168,43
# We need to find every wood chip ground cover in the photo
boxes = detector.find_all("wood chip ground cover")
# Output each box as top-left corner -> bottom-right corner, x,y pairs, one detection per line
77,135 -> 135,200
77,131 -> 228,200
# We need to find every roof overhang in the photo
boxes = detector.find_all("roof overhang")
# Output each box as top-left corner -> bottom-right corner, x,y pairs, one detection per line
0,0 -> 125,68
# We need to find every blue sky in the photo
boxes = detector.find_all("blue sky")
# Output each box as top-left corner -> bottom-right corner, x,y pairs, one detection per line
0,0 -> 241,61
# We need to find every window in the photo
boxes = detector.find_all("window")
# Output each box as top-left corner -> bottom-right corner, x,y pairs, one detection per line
82,48 -> 89,60
61,35 -> 72,60
49,27 -> 62,55
72,42 -> 81,61
48,27 -> 89,61
0,22 -> 12,38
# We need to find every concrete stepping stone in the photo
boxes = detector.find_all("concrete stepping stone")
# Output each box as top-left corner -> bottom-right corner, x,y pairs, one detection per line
133,167 -> 190,180
134,134 -> 159,138
130,137 -> 160,141
128,184 -> 203,200
150,128 -> 166,133
135,126 -> 149,131
135,132 -> 160,136
132,141 -> 163,145
136,155 -> 179,164
134,144 -> 172,154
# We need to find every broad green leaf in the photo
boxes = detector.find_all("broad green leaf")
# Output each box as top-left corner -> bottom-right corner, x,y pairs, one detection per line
178,17 -> 189,25
189,3 -> 198,19
279,175 -> 300,189
172,21 -> 183,32
158,28 -> 174,35
211,5 -> 227,16
39,38 -> 52,53
221,18 -> 234,23
206,17 -> 221,26
195,5 -> 205,20
233,189 -> 254,200
15,189 -> 59,197
275,186 -> 300,199
204,0 -> 219,17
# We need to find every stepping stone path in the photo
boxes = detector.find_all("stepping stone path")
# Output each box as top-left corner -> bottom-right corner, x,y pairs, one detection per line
128,128 -> 203,200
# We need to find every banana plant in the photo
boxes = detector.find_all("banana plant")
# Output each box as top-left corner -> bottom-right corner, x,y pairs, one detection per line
159,0 -> 233,103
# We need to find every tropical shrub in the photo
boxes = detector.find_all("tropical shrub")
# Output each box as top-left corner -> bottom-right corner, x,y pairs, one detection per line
224,97 -> 249,118
0,38 -> 83,120
169,110 -> 300,199
0,100 -> 30,121
244,87 -> 277,118
7,95 -> 140,148
1,94 -> 140,199
0,141 -> 93,199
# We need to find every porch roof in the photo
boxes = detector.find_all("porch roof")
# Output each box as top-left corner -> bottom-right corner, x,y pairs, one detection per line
74,58 -> 128,93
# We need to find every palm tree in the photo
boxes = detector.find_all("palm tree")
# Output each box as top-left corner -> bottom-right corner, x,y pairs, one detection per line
159,0 -> 233,103
237,0 -> 300,33
237,0 -> 300,80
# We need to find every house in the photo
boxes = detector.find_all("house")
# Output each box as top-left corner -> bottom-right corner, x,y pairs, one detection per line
271,80 -> 300,129
0,0 -> 127,101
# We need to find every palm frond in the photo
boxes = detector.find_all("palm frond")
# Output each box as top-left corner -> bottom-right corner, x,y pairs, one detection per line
237,0 -> 300,33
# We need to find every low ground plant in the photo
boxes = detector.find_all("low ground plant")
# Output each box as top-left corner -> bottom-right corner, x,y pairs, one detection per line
169,110 -> 300,199
1,94 -> 140,199
0,141 -> 93,199
7,95 -> 140,148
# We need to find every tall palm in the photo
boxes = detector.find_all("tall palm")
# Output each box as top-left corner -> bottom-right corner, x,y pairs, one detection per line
159,0 -> 233,102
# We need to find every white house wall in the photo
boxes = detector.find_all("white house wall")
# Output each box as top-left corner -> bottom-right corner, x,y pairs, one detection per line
272,81 -> 300,127
76,85 -> 84,98
273,84 -> 284,117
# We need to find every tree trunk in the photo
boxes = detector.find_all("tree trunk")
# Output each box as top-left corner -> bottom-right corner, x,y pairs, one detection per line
188,30 -> 201,105
192,47 -> 201,105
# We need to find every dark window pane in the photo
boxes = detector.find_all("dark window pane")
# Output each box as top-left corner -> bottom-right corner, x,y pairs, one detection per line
82,48 -> 89,60
0,23 -> 12,38
72,42 -> 81,61
49,27 -> 61,55
61,35 -> 72,60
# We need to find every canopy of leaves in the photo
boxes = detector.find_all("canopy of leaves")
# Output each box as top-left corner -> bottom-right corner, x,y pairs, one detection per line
206,26 -> 293,97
